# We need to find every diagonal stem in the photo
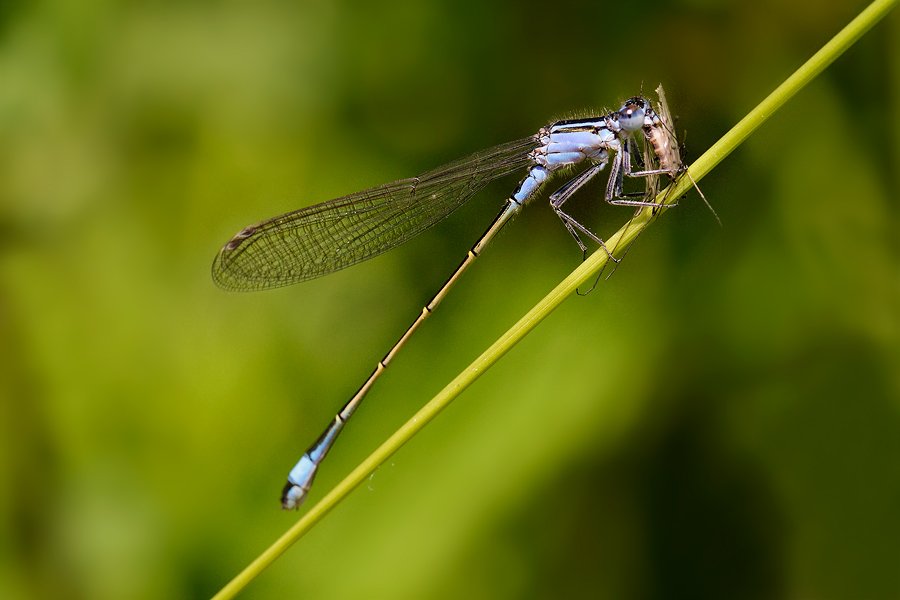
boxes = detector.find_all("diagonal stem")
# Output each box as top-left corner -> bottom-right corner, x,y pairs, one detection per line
212,0 -> 897,596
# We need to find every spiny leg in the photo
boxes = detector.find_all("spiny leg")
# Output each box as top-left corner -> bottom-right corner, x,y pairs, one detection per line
606,139 -> 677,208
548,163 -> 620,263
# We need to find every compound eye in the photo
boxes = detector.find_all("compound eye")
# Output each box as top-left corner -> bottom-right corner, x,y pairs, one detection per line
618,97 -> 647,132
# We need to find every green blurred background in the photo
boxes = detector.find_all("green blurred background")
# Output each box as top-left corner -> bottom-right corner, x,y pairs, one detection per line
1,1 -> 897,598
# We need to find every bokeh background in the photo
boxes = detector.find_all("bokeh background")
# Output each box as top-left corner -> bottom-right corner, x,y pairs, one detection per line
2,1 -> 897,598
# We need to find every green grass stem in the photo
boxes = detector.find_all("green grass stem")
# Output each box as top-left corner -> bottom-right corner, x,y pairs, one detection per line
213,0 -> 896,596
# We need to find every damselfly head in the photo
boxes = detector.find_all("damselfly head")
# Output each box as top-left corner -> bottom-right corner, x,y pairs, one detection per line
617,97 -> 650,132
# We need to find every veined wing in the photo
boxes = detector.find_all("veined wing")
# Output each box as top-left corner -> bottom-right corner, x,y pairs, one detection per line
212,135 -> 540,291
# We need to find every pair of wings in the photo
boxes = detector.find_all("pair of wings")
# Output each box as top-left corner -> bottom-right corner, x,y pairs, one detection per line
212,135 -> 541,291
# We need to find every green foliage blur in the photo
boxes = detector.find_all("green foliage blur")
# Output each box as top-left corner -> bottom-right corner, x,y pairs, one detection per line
1,1 -> 897,598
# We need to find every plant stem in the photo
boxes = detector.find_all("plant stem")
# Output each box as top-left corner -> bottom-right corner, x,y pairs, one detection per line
213,0 -> 897,596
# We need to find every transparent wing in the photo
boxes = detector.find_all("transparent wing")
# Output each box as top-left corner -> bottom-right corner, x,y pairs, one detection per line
653,84 -> 682,173
637,85 -> 680,207
212,136 -> 540,291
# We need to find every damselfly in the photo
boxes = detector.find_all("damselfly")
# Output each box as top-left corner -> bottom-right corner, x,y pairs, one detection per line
213,88 -> 691,509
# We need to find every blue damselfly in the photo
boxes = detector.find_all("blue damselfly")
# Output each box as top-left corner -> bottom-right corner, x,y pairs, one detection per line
213,87 -> 693,509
